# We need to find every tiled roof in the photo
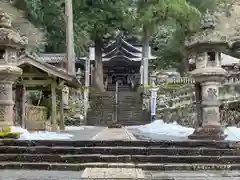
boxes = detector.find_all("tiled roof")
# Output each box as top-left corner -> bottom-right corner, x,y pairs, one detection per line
38,53 -> 84,64
38,53 -> 66,63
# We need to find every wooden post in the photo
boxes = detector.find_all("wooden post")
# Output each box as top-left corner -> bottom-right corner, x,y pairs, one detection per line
21,84 -> 26,128
59,88 -> 65,130
51,83 -> 58,131
65,0 -> 75,74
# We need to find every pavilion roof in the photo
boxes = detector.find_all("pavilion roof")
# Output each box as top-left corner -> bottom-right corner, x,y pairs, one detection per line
0,0 -> 45,50
17,53 -> 81,88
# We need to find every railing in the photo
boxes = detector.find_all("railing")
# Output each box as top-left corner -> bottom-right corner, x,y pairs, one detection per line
166,76 -> 240,85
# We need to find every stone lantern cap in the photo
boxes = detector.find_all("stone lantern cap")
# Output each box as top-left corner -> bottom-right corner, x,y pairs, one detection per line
190,66 -> 227,83
185,10 -> 228,52
0,9 -> 28,47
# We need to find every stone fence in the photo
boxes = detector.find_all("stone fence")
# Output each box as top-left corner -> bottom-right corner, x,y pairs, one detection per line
25,105 -> 49,130
166,76 -> 240,85
153,76 -> 240,127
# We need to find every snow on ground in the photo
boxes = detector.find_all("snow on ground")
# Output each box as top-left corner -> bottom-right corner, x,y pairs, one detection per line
65,126 -> 95,131
128,120 -> 240,141
9,126 -> 95,140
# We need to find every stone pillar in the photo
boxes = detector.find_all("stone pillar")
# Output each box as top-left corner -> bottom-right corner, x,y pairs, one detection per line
84,57 -> 90,121
0,68 -> 22,128
0,10 -> 27,129
184,11 -> 229,140
188,52 -> 226,140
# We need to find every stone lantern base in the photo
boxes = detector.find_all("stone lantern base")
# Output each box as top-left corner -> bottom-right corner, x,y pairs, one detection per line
0,65 -> 22,129
188,125 -> 226,140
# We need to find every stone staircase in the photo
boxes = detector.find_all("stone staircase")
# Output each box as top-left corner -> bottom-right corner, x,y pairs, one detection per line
87,90 -> 149,126
0,139 -> 239,171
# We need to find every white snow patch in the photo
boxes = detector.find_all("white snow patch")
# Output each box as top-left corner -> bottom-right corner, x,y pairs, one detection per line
136,120 -> 194,137
65,126 -> 96,131
224,127 -> 240,141
130,120 -> 240,141
10,126 -> 73,140
65,126 -> 84,131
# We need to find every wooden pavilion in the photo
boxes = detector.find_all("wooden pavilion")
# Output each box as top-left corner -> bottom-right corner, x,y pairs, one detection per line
14,52 -> 81,130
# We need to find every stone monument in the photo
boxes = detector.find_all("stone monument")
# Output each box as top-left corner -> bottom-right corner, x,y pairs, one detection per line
185,11 -> 228,140
0,10 -> 27,129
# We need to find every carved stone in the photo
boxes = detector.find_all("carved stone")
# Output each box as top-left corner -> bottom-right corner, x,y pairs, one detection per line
0,10 -> 27,129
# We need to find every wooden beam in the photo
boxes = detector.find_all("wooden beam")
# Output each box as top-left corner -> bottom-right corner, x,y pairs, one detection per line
22,73 -> 47,78
21,84 -> 26,128
51,83 -> 58,131
22,80 -> 53,85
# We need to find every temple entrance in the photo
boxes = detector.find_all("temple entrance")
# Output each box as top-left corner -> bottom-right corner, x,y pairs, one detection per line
104,66 -> 139,91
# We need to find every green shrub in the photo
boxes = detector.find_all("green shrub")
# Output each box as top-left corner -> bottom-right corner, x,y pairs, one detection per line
0,132 -> 20,139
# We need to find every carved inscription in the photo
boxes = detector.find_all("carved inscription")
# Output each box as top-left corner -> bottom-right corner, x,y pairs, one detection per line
207,88 -> 217,100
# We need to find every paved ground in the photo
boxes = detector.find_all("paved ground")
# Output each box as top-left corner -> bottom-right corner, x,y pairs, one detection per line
127,128 -> 187,141
62,126 -> 105,140
92,127 -> 136,140
0,170 -> 83,180
145,171 -> 240,179
1,170 -> 240,179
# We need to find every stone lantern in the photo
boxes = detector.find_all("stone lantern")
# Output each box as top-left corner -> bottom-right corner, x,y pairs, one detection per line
185,11 -> 228,140
0,10 -> 27,129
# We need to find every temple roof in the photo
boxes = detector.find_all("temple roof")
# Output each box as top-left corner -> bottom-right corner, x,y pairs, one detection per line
89,37 -> 157,62
104,37 -> 142,54
185,1 -> 240,50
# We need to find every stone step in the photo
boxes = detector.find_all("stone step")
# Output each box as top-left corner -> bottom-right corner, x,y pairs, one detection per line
2,154 -> 240,164
0,140 -> 235,148
0,146 -> 239,156
0,162 -> 239,171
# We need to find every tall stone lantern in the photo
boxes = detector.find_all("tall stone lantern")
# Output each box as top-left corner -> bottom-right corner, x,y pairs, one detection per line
0,10 -> 27,129
185,11 -> 228,140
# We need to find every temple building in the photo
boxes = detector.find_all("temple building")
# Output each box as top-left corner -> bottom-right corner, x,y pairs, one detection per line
85,37 -> 157,90
39,37 -> 156,91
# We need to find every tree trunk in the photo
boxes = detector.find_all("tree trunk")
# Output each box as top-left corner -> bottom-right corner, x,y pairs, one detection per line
93,35 -> 105,92
142,25 -> 150,89
181,48 -> 189,74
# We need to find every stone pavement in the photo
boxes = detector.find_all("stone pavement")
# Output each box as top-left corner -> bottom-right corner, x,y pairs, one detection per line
0,170 -> 83,180
128,128 -> 187,141
81,168 -> 144,179
62,126 -> 105,140
91,127 -> 136,140
145,171 -> 240,179
81,127 -> 142,179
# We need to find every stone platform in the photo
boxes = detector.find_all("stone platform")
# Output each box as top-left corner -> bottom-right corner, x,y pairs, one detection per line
81,168 -> 144,179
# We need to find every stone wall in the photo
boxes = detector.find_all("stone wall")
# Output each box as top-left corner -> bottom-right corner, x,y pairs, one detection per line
153,75 -> 240,127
